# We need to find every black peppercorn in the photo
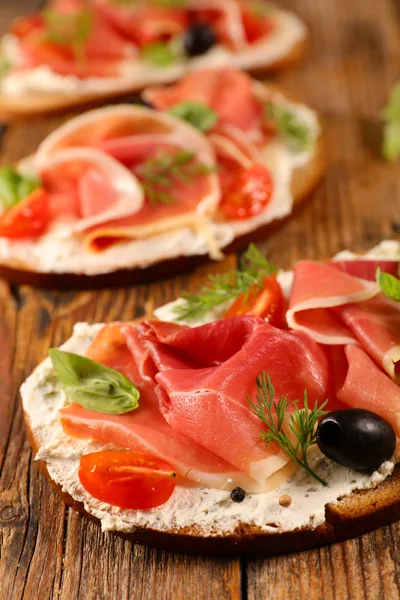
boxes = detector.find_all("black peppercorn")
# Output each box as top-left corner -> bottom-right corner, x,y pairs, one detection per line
230,487 -> 246,503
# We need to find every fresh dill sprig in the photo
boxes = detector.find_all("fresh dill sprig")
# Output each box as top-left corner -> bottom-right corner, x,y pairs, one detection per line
134,149 -> 213,206
248,371 -> 329,486
174,243 -> 277,321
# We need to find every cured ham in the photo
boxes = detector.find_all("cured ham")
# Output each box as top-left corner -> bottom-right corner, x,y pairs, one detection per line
286,261 -> 380,344
60,322 -> 284,492
337,345 -> 400,436
145,68 -> 263,137
335,296 -> 400,382
287,260 -> 400,381
13,0 -> 132,79
32,106 -> 220,250
40,148 -> 144,233
93,1 -> 188,46
124,316 -> 332,486
329,259 -> 400,282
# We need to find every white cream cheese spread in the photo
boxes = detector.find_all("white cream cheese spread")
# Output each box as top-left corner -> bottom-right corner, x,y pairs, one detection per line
20,241 -> 400,536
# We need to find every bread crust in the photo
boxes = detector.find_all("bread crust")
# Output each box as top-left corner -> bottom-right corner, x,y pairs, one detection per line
23,410 -> 400,556
0,39 -> 306,120
0,135 -> 326,289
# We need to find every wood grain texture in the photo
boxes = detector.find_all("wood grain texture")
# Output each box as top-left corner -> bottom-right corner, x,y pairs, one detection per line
1,0 -> 400,599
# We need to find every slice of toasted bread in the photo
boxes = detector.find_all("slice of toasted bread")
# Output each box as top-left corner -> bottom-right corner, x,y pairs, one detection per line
22,305 -> 400,557
0,133 -> 325,289
0,38 -> 306,121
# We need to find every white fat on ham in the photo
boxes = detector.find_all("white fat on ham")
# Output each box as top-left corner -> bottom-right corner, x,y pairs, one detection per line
38,147 -> 144,235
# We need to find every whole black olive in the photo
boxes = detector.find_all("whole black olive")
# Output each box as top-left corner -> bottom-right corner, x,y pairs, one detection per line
316,409 -> 396,473
183,23 -> 217,57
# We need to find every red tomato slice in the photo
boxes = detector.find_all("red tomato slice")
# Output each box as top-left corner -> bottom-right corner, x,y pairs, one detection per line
224,275 -> 286,328
0,188 -> 49,239
219,164 -> 273,220
79,451 -> 177,510
240,6 -> 274,44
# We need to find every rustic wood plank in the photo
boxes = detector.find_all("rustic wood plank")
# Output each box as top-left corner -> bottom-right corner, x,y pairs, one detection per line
1,0 -> 400,598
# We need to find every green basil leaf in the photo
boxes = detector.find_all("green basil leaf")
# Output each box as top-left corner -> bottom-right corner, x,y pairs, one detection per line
376,268 -> 400,302
141,41 -> 180,68
0,166 -> 40,210
265,102 -> 312,152
49,349 -> 140,415
168,102 -> 218,132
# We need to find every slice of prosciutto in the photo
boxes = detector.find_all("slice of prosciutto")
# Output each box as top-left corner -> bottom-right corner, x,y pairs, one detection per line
13,0 -> 133,79
329,258 -> 400,282
59,323 -> 280,492
337,345 -> 400,436
335,296 -> 400,382
127,315 -> 332,487
34,106 -> 220,251
39,147 -> 144,234
286,261 -> 380,344
144,68 -> 263,138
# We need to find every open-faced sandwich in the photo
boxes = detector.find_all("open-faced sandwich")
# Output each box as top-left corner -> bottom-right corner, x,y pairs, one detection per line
21,240 -> 400,555
0,67 -> 323,287
0,0 -> 307,117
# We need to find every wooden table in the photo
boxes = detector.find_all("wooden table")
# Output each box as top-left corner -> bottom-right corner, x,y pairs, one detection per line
1,0 -> 400,598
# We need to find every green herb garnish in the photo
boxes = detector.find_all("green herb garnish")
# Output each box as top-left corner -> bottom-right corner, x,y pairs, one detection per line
249,371 -> 329,486
43,8 -> 93,65
141,40 -> 180,68
0,166 -> 40,210
174,243 -> 277,321
49,349 -> 140,415
168,102 -> 218,132
135,149 -> 213,205
376,267 -> 400,301
265,102 -> 312,152
382,83 -> 400,161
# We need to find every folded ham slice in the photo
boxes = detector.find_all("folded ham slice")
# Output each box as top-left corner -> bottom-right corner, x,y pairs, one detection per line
337,345 -> 400,436
286,260 -> 400,381
126,316 -> 331,486
144,68 -> 263,138
34,105 -> 220,251
39,147 -> 144,234
60,323 -> 271,492
16,0 -> 133,79
329,259 -> 400,282
335,296 -> 400,382
286,261 -> 380,344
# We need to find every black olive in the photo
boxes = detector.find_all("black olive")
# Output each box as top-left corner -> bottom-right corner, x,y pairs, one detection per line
230,487 -> 246,503
316,409 -> 396,473
183,23 -> 217,57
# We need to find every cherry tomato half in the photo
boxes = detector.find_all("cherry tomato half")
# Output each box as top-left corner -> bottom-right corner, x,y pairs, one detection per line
219,164 -> 273,220
224,275 -> 286,328
0,187 -> 49,239
79,452 -> 177,510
